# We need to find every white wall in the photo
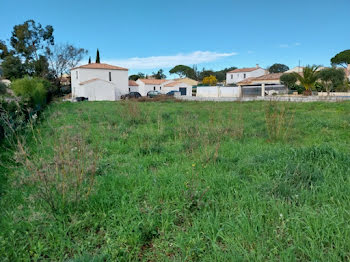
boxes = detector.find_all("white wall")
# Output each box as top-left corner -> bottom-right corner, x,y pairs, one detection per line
226,68 -> 266,84
197,86 -> 241,98
75,80 -> 117,101
71,68 -> 128,99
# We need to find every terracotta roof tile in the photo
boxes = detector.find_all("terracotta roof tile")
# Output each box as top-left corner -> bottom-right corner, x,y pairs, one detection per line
79,78 -> 113,85
228,67 -> 261,73
128,80 -> 138,86
72,63 -> 128,71
237,73 -> 283,85
164,81 -> 180,87
138,79 -> 167,85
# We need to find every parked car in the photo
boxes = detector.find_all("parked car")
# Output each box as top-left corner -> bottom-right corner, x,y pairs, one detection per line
147,90 -> 161,98
121,92 -> 142,99
166,90 -> 179,96
76,97 -> 88,102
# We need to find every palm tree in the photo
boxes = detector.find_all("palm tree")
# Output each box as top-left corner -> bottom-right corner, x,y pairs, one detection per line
292,65 -> 319,95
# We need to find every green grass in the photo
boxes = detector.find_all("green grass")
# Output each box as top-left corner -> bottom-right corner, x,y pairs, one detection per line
1,100 -> 350,261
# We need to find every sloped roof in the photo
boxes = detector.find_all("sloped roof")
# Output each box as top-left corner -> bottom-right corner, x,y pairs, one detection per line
138,79 -> 168,85
164,81 -> 181,87
72,63 -> 128,71
237,73 -> 283,85
79,78 -> 114,85
228,67 -> 261,73
128,80 -> 139,86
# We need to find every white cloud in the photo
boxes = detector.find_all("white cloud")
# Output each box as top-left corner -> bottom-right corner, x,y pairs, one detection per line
279,43 -> 301,48
103,51 -> 237,69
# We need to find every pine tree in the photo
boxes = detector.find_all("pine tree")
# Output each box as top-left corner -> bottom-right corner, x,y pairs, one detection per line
96,49 -> 100,63
88,56 -> 91,64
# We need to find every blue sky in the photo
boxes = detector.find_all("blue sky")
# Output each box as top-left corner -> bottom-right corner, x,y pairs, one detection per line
0,0 -> 349,76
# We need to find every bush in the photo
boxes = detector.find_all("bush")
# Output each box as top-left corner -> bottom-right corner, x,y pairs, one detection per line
0,82 -> 7,95
0,99 -> 29,141
11,77 -> 49,109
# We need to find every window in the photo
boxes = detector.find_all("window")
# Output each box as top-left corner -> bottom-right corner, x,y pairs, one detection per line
231,74 -> 233,79
109,72 -> 112,81
76,71 -> 78,79
154,86 -> 156,90
244,73 -> 246,78
160,86 -> 162,90
128,88 -> 131,92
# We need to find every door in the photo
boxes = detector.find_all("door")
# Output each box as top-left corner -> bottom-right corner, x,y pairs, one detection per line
179,87 -> 187,96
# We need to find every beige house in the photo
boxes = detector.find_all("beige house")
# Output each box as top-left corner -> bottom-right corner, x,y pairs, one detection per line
173,77 -> 198,86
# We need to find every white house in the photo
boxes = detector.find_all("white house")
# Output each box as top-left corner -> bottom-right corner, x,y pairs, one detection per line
134,79 -> 192,96
135,79 -> 168,96
162,81 -> 192,96
128,80 -> 139,92
226,65 -> 266,84
71,63 -> 128,101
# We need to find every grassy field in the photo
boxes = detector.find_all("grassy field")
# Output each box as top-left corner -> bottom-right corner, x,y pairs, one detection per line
1,100 -> 350,261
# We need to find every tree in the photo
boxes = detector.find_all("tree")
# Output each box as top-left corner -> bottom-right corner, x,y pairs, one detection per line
200,70 -> 215,80
0,40 -> 11,59
46,43 -> 88,78
152,69 -> 166,79
10,20 -> 54,62
169,65 -> 195,78
280,73 -> 298,89
331,50 -> 350,68
268,63 -> 289,73
96,49 -> 100,63
129,73 -> 145,81
318,67 -> 345,95
1,55 -> 26,80
291,65 -> 320,95
202,75 -> 217,86
0,20 -> 54,79
88,57 -> 91,64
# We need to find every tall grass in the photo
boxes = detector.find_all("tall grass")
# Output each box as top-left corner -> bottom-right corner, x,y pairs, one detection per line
1,101 -> 350,261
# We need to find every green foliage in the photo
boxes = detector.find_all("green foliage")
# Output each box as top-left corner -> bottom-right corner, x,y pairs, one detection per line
169,65 -> 196,79
10,19 -> 54,61
268,63 -> 289,73
292,65 -> 320,92
0,82 -> 7,95
96,49 -> 100,63
214,67 -> 237,82
318,67 -> 346,94
11,77 -> 49,108
331,49 -> 350,67
152,69 -> 166,79
280,73 -> 298,89
1,55 -> 26,80
129,72 -> 145,81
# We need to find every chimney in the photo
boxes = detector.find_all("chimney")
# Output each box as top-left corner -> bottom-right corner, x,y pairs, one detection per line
256,64 -> 259,68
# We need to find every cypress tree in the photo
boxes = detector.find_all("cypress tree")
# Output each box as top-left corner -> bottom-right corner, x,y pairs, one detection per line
96,49 -> 100,63
88,57 -> 91,64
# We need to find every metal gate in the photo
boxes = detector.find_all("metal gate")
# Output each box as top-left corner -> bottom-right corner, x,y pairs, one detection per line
242,85 -> 287,97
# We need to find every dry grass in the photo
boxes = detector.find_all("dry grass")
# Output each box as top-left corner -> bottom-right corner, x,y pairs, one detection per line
14,129 -> 99,214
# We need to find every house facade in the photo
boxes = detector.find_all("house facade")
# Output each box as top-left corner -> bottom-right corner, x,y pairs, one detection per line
134,79 -> 192,96
71,63 -> 128,101
226,65 -> 266,84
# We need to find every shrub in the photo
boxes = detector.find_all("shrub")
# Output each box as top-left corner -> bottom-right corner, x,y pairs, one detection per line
11,77 -> 49,109
0,82 -> 7,95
